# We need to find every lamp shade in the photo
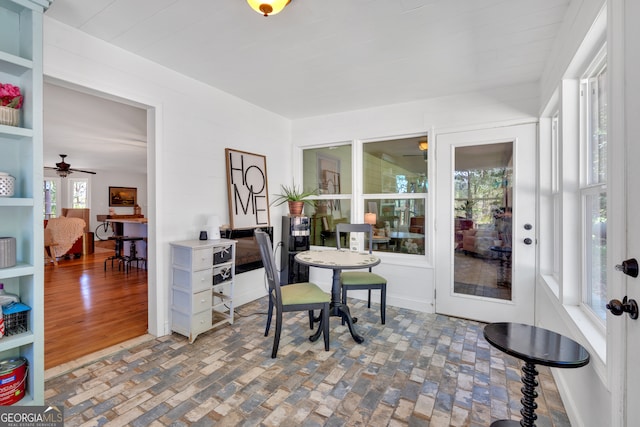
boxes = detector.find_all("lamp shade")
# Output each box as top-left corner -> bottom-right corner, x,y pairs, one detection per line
205,215 -> 221,240
247,0 -> 291,16
364,213 -> 377,225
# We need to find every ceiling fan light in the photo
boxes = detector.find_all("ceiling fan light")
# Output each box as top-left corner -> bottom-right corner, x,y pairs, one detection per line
418,138 -> 428,151
247,0 -> 291,16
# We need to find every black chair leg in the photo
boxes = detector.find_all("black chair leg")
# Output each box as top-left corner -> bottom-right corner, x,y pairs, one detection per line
308,310 -> 314,329
381,285 -> 386,325
341,287 -> 348,325
367,289 -> 372,308
265,294 -> 274,336
271,312 -> 282,358
322,305 -> 330,351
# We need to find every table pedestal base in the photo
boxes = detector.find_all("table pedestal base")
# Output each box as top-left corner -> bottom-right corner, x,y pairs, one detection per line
310,302 -> 364,344
491,361 -> 539,427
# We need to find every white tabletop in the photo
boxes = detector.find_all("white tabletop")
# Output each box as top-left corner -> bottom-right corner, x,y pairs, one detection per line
295,249 -> 380,270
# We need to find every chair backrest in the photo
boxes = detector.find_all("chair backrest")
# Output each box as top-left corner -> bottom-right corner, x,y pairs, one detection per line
335,223 -> 374,255
255,230 -> 283,309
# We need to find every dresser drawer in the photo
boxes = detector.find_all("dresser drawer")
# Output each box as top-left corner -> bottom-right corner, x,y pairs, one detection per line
213,245 -> 233,265
192,289 -> 212,313
191,310 -> 213,335
192,248 -> 214,270
192,268 -> 213,292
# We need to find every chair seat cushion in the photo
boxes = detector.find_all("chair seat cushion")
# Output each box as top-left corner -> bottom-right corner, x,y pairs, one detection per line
281,282 -> 330,305
340,271 -> 387,286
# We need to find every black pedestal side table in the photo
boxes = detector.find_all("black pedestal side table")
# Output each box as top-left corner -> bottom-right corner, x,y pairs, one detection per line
483,322 -> 590,427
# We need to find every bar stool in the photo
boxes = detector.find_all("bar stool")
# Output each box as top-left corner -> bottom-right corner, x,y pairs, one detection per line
104,236 -> 127,271
122,237 -> 145,272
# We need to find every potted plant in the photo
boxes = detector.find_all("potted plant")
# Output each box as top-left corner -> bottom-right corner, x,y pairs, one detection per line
271,183 -> 317,216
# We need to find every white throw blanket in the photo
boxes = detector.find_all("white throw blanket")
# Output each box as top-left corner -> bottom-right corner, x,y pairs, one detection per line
45,217 -> 85,257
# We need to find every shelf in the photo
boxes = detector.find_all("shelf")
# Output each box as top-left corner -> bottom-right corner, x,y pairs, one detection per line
0,51 -> 32,75
0,124 -> 32,137
0,263 -> 34,279
0,331 -> 33,352
0,197 -> 33,207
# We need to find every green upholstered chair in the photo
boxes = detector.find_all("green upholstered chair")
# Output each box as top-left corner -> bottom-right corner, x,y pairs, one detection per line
336,223 -> 388,324
255,231 -> 330,358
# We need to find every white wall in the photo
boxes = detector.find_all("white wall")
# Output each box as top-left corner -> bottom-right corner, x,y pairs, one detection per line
43,17 -> 292,336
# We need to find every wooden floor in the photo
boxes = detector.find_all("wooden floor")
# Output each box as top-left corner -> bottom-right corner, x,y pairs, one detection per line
44,249 -> 148,369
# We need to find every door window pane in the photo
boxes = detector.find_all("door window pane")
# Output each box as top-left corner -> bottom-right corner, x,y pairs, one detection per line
454,142 -> 513,300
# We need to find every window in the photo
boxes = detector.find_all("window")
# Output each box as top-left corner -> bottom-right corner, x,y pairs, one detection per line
43,178 -> 60,219
551,113 -> 561,280
580,51 -> 607,322
363,137 -> 427,255
69,178 -> 89,208
302,145 -> 352,247
302,136 -> 428,255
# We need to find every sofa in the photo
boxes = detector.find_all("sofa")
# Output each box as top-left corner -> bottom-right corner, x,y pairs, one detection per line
461,227 -> 499,256
44,217 -> 86,260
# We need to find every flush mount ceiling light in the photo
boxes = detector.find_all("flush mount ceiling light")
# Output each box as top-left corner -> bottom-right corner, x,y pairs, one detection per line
418,137 -> 428,152
247,0 -> 291,16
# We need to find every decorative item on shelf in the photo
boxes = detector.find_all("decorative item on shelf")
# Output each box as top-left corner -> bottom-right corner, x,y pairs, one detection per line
0,357 -> 28,405
2,302 -> 30,336
0,238 -> 16,269
0,172 -> 15,197
0,83 -> 22,127
271,183 -> 317,216
134,204 -> 142,216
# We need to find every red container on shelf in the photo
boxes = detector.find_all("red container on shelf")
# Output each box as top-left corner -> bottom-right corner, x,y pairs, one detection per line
0,357 -> 27,405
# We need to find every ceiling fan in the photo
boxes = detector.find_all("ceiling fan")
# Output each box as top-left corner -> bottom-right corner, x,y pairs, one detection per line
45,154 -> 97,178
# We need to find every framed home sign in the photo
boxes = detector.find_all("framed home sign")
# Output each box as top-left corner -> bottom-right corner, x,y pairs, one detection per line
225,148 -> 270,229
109,186 -> 137,207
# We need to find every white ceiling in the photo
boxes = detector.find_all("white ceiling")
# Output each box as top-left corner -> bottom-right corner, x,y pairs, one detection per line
43,0 -> 571,173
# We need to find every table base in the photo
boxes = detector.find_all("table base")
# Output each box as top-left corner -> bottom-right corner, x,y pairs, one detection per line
310,302 -> 364,344
490,421 -> 521,427
491,361 -> 539,427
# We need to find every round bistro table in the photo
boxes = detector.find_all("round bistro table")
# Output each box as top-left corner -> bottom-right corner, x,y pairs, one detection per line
295,249 -> 380,343
483,322 -> 590,427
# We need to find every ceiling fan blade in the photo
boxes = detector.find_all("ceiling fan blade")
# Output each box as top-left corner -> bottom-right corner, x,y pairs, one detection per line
69,168 -> 97,175
44,166 -> 59,170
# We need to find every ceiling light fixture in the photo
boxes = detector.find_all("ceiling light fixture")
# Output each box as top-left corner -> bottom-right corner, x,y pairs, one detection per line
247,0 -> 291,16
418,137 -> 429,162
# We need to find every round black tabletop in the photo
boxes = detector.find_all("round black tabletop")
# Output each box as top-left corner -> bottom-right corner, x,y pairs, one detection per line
483,322 -> 590,368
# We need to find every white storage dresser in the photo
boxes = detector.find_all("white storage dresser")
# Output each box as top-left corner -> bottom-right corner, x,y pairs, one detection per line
170,239 -> 236,343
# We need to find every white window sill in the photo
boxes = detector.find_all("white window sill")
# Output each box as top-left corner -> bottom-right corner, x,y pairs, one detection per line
539,275 -> 607,385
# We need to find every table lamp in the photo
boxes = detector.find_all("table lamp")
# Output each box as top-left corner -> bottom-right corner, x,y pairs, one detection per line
206,215 -> 221,240
364,213 -> 377,226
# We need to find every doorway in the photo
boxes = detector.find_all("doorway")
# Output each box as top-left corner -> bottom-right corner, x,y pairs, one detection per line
43,80 -> 152,368
434,123 -> 537,324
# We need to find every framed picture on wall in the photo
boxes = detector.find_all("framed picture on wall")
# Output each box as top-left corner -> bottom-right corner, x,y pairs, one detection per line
225,148 -> 270,229
109,186 -> 137,206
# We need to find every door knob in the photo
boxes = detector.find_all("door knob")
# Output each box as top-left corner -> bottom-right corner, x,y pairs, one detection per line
615,258 -> 639,277
606,296 -> 639,319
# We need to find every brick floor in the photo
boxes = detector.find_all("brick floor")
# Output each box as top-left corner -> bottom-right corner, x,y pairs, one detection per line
45,297 -> 572,426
